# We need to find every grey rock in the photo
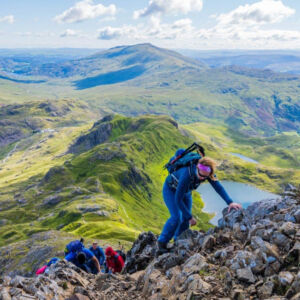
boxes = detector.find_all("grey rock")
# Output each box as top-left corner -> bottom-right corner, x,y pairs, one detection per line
182,253 -> 208,276
202,235 -> 216,251
236,267 -> 256,283
231,289 -> 245,300
258,281 -> 274,299
94,211 -> 109,217
271,231 -> 291,251
0,288 -> 11,300
215,249 -> 227,259
293,209 -> 300,223
78,205 -> 102,213
264,261 -> 281,277
229,251 -> 257,271
42,195 -> 63,207
279,222 -> 297,236
278,271 -> 294,286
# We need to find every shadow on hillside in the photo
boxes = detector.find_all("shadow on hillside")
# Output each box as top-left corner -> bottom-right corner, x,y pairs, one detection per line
0,74 -> 46,84
73,65 -> 146,90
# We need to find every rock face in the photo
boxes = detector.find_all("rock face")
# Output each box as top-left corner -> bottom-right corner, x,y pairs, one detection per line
1,191 -> 300,299
68,115 -> 115,154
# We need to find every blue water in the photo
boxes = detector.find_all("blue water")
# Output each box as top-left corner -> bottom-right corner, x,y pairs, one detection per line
230,153 -> 259,164
197,181 -> 278,225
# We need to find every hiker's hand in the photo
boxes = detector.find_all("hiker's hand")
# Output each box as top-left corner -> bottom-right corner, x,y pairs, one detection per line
228,203 -> 242,213
189,217 -> 197,226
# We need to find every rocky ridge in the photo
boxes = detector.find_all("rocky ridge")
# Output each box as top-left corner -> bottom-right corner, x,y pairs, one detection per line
1,186 -> 300,300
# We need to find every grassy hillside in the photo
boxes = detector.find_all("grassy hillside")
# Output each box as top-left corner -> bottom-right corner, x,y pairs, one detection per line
0,99 -> 100,148
0,44 -> 299,136
1,105 -> 300,253
0,112 -> 214,249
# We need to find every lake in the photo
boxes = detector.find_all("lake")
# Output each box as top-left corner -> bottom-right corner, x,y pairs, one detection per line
197,181 -> 278,225
230,153 -> 259,164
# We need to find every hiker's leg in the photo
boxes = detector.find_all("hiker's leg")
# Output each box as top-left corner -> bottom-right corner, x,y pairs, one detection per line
158,183 -> 182,244
174,192 -> 193,240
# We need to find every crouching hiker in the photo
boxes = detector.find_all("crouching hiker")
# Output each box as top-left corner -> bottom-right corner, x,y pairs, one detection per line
89,242 -> 105,274
64,239 -> 101,274
36,257 -> 60,275
105,247 -> 124,273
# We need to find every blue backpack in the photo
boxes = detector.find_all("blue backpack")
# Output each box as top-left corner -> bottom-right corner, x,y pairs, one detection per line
66,240 -> 84,253
165,143 -> 205,174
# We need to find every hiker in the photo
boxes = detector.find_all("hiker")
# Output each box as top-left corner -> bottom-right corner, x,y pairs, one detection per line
64,239 -> 101,274
89,242 -> 105,273
157,144 -> 242,254
36,257 -> 60,275
105,246 -> 124,273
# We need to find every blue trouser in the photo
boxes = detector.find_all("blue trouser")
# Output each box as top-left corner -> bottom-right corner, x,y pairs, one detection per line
158,182 -> 192,243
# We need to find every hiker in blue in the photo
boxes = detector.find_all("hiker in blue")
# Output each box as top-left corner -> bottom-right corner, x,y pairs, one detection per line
89,242 -> 105,273
65,238 -> 101,273
157,146 -> 242,254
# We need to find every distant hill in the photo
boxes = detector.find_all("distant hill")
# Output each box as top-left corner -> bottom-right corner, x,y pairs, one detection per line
0,43 -> 299,136
179,49 -> 300,74
0,43 -> 206,80
0,99 -> 99,147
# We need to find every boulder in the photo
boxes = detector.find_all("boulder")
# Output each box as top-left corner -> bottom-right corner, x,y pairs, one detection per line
181,254 -> 208,276
236,267 -> 256,283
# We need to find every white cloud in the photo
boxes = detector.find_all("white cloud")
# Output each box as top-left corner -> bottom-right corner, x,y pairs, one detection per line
148,17 -> 194,39
216,0 -> 295,27
16,31 -> 56,38
0,15 -> 14,24
97,17 -> 195,41
16,32 -> 32,37
188,0 -> 300,49
54,0 -> 116,24
98,25 -> 138,40
60,29 -> 79,37
134,0 -> 203,19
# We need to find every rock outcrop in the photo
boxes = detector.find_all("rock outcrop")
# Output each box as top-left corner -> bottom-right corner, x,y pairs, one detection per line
1,189 -> 300,299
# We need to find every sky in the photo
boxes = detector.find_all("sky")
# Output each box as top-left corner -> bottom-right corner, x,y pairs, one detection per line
1,0 -> 300,49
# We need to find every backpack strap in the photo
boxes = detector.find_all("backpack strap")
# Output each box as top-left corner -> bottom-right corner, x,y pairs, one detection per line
165,143 -> 205,171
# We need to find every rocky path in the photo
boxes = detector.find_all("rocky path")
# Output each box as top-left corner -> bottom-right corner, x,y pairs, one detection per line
1,186 -> 300,299
1,142 -> 19,164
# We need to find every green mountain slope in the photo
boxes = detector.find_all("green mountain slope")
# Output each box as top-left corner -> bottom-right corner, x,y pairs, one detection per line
0,111 -> 213,248
0,99 -> 99,148
0,44 -> 299,136
1,107 -> 300,251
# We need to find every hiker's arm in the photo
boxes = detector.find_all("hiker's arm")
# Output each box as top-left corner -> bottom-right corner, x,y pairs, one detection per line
207,177 -> 233,205
175,170 -> 193,220
92,256 -> 101,272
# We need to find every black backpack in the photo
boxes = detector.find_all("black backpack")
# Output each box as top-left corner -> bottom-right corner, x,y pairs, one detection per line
164,143 -> 206,190
165,143 -> 205,174
116,250 -> 126,262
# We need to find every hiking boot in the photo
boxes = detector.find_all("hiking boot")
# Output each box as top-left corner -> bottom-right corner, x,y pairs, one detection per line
156,241 -> 169,256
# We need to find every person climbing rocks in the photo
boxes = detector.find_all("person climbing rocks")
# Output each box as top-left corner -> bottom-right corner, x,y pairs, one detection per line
89,242 -> 105,273
157,145 -> 242,254
64,239 -> 101,274
36,257 -> 60,275
105,246 -> 125,273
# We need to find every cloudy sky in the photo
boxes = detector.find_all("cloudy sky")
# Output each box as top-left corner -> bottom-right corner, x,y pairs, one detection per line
1,0 -> 300,49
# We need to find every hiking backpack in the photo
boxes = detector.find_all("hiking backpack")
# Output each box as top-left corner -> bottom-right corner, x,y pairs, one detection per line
66,240 -> 84,253
164,143 -> 205,190
116,250 -> 126,262
165,143 -> 205,174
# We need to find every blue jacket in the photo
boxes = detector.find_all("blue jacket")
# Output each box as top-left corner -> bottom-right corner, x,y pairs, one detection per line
65,248 -> 94,264
166,164 -> 233,219
89,246 -> 105,265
